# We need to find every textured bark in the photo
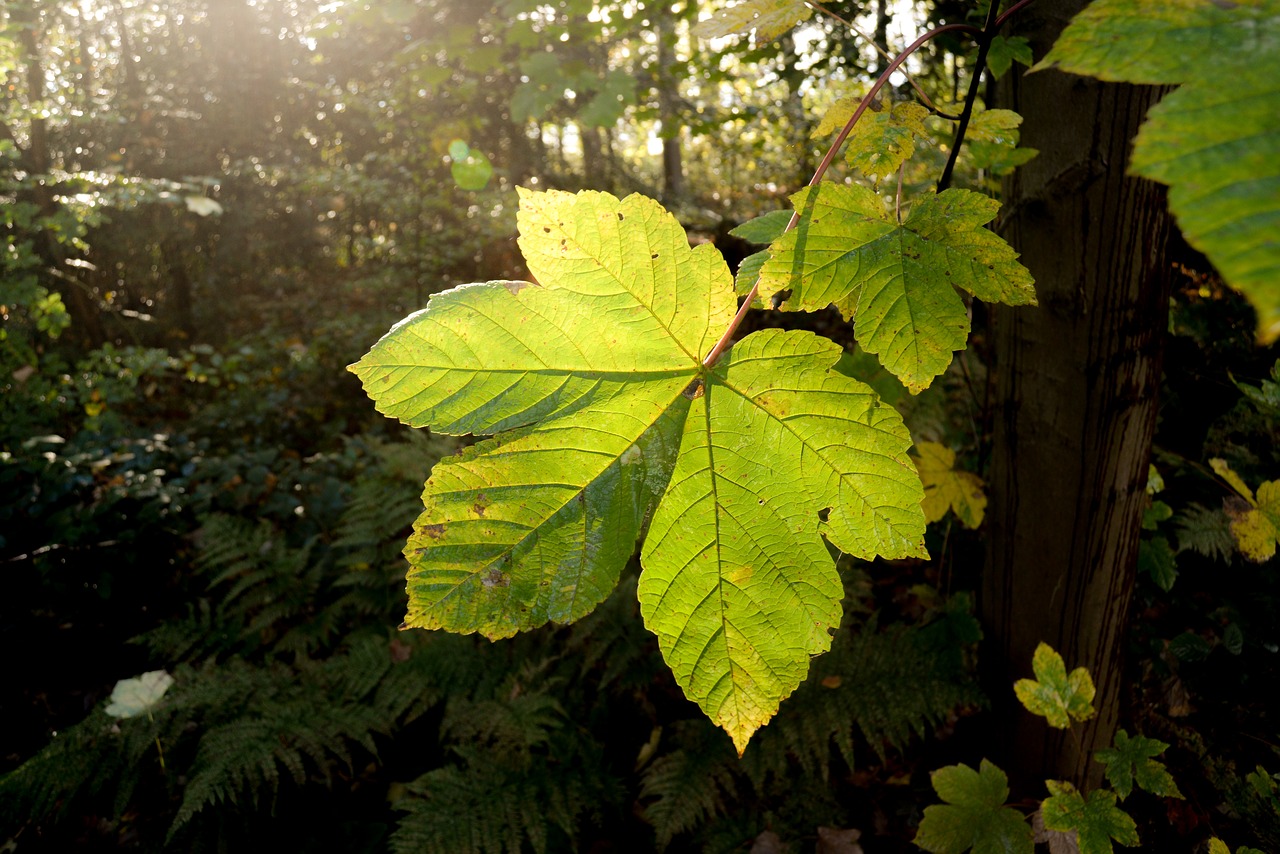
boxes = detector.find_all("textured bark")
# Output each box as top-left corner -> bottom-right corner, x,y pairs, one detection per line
981,3 -> 1173,792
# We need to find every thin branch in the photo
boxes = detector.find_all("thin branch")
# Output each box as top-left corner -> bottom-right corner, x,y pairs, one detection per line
703,22 -> 982,369
996,0 -> 1036,29
936,1 -> 1002,192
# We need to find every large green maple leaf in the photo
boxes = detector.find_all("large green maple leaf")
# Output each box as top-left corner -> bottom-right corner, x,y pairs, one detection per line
757,183 -> 1036,392
352,188 -> 926,751
1039,0 -> 1280,333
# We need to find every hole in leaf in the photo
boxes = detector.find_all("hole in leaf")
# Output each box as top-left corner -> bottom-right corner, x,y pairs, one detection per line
771,288 -> 792,309
817,507 -> 831,522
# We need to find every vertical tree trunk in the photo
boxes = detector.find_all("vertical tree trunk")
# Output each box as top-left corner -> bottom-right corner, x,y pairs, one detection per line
655,9 -> 684,204
15,6 -> 106,349
981,3 -> 1173,792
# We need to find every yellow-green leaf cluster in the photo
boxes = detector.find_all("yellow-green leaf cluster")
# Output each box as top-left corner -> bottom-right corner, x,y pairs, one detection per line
758,183 -> 1036,393
1210,458 -> 1280,562
912,442 -> 986,528
813,97 -> 930,181
1014,643 -> 1096,729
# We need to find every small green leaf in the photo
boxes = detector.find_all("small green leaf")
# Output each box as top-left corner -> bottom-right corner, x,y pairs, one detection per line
1223,622 -> 1244,656
730,210 -> 791,244
965,108 -> 1037,176
1041,782 -> 1139,854
1094,729 -> 1183,800
985,35 -> 1033,80
1137,537 -> 1177,592
105,670 -> 175,719
758,183 -> 1035,393
915,759 -> 1034,854
1141,500 -> 1172,530
1168,632 -> 1212,663
1233,359 -> 1280,413
692,0 -> 812,43
1013,642 -> 1095,728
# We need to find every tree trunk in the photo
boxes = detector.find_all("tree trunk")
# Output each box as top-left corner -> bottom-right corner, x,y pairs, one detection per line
980,3 -> 1173,793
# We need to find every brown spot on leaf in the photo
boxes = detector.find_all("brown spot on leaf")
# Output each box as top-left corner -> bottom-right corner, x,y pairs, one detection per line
617,212 -> 624,221
473,502 -> 486,516
683,377 -> 705,399
482,568 -> 511,588
423,523 -> 446,540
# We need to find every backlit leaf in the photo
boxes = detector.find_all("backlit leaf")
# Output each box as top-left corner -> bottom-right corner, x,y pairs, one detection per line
692,0 -> 812,43
757,183 -> 1036,393
912,441 -> 986,528
1013,643 -> 1095,729
1038,0 -> 1280,334
1041,782 -> 1138,854
813,98 -> 930,181
353,188 -> 927,750
915,759 -> 1034,854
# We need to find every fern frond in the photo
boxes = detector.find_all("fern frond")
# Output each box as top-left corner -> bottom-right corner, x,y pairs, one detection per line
640,732 -> 739,847
1175,502 -> 1236,562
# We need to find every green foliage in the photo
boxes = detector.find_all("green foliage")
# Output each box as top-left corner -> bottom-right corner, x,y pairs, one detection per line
1039,782 -> 1138,854
1093,730 -> 1182,800
915,760 -> 1033,854
640,734 -> 740,847
756,183 -> 1036,392
984,36 -> 1033,80
1040,0 -> 1280,332
1137,536 -> 1178,592
1013,643 -> 1096,729
353,187 -> 928,751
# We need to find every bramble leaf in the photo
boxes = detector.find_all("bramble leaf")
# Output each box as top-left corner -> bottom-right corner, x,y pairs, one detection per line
1013,643 -> 1095,729
1094,730 -> 1182,800
912,442 -> 986,528
1137,537 -> 1177,592
757,183 -> 1036,392
1041,782 -> 1138,854
1039,0 -> 1280,333
692,0 -> 812,43
353,188 -> 927,751
915,759 -> 1034,854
